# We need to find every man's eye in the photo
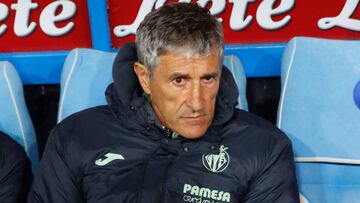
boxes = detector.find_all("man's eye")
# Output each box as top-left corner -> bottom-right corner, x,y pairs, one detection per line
172,77 -> 185,86
202,76 -> 215,84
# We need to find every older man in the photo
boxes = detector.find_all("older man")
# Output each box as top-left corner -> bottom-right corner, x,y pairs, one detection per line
29,3 -> 299,203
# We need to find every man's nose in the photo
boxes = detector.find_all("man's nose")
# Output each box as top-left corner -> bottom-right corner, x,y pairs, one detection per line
187,82 -> 204,112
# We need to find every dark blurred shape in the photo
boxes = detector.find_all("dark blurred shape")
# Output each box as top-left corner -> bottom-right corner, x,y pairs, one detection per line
0,131 -> 32,203
24,85 -> 59,157
246,77 -> 281,124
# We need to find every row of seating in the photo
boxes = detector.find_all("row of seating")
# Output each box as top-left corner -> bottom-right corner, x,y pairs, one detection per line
1,37 -> 359,202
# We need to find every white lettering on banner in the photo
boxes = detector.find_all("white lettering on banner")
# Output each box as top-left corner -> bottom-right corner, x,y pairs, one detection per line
40,1 -> 76,36
1,0 -> 358,39
113,0 -> 157,38
113,0 -> 182,36
229,0 -> 255,30
11,0 -> 38,37
113,0 -> 360,39
114,0 -> 229,37
0,0 -> 77,37
0,3 -> 9,35
113,0 -> 295,37
318,0 -> 360,31
256,0 -> 295,30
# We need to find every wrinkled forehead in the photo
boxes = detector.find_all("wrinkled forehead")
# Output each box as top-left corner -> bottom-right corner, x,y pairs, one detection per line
152,50 -> 223,79
156,43 -> 223,66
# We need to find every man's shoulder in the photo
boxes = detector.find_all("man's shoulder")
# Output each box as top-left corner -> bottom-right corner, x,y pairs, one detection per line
225,109 -> 291,146
52,105 -> 119,143
0,131 -> 28,159
221,110 -> 294,171
0,131 -> 29,172
60,105 -> 113,124
45,106 -> 126,166
57,105 -> 117,131
232,109 -> 282,133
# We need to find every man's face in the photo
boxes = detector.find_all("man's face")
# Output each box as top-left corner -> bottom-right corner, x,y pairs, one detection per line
134,51 -> 221,139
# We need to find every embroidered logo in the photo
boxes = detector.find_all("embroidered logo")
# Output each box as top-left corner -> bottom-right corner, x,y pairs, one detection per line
95,152 -> 124,166
202,145 -> 230,173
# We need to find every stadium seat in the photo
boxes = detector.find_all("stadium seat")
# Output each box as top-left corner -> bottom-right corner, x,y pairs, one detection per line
57,49 -> 116,122
277,37 -> 360,203
0,61 -> 39,171
57,48 -> 248,122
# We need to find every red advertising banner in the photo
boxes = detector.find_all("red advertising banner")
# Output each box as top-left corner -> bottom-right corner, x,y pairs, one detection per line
0,0 -> 92,53
108,0 -> 360,48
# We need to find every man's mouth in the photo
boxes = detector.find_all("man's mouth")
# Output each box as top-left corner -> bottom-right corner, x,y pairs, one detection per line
181,115 -> 206,125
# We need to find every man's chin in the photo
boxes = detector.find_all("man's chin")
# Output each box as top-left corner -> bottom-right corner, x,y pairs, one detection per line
177,127 -> 208,139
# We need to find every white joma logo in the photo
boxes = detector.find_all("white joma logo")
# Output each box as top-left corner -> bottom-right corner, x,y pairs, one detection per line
95,153 -> 124,166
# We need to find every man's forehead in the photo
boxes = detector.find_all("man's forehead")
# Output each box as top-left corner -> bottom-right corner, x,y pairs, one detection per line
155,52 -> 222,73
158,50 -> 221,64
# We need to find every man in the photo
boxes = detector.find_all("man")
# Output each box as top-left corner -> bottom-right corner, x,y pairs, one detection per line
29,3 -> 299,203
0,131 -> 32,203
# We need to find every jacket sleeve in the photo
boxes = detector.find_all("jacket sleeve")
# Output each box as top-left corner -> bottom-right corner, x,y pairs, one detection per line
0,133 -> 32,203
28,127 -> 85,203
242,134 -> 300,203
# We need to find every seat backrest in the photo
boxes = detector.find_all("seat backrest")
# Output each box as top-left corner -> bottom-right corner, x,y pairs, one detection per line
223,55 -> 248,111
57,48 -> 248,122
0,61 -> 39,171
57,49 -> 116,122
277,37 -> 360,203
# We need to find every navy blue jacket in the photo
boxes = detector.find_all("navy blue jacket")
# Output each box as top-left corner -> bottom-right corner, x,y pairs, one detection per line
29,43 -> 299,203
0,131 -> 32,203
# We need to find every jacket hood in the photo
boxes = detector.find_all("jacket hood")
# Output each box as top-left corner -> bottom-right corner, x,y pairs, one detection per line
106,42 -> 239,127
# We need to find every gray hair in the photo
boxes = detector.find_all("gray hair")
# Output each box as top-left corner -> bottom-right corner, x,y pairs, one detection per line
135,3 -> 224,72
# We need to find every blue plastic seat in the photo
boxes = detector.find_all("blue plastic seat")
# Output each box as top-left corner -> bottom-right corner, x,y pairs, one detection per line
0,61 -> 39,171
57,49 -> 116,122
57,48 -> 248,122
277,37 -> 360,203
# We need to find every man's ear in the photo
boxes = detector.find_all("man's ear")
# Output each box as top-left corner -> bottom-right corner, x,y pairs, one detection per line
134,62 -> 151,94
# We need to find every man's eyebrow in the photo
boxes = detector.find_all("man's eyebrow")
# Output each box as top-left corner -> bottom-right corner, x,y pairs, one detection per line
200,73 -> 219,79
168,72 -> 219,80
168,72 -> 190,79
